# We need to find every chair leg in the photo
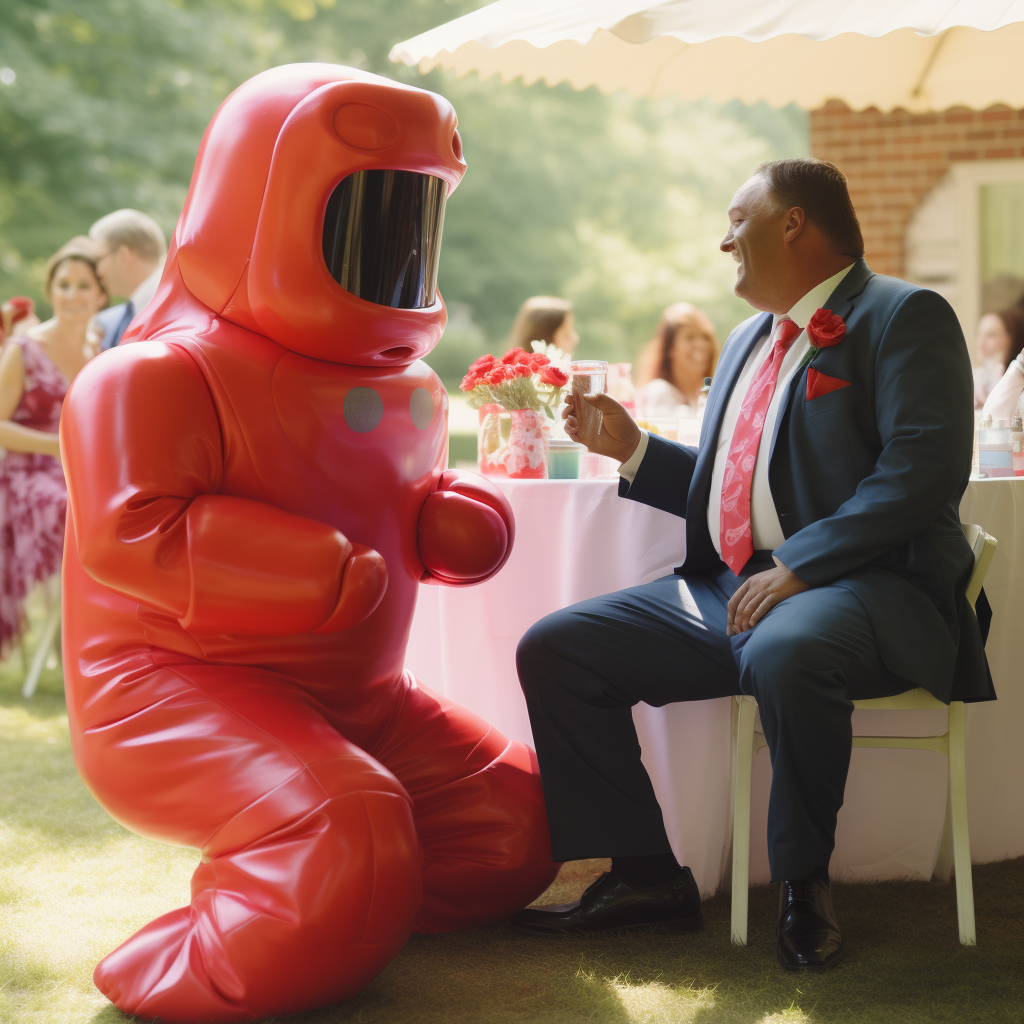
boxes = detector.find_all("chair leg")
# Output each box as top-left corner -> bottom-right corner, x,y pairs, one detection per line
947,702 -> 976,946
22,600 -> 61,699
933,784 -> 954,884
731,695 -> 757,946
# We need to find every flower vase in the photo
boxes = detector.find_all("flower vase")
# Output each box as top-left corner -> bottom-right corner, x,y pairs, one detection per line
502,409 -> 547,479
477,404 -> 508,476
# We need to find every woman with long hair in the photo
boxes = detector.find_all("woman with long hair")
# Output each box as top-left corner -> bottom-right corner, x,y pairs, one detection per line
508,296 -> 579,358
0,236 -> 105,653
635,302 -> 718,416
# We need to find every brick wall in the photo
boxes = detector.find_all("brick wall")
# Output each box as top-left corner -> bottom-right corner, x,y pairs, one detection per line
810,102 -> 1024,277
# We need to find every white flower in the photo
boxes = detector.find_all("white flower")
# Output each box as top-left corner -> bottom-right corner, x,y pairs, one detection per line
530,340 -> 571,373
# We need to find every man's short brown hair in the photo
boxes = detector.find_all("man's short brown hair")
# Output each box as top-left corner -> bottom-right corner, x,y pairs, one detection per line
89,209 -> 166,263
755,158 -> 865,260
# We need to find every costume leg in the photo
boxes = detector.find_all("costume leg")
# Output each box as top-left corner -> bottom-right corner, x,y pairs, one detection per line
370,674 -> 558,933
516,573 -> 740,863
735,584 -> 908,881
76,659 -> 421,1024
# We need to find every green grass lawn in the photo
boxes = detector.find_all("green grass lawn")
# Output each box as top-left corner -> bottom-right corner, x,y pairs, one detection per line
1,599 -> 1022,1024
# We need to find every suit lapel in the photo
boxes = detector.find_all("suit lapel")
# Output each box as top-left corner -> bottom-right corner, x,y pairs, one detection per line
700,312 -> 772,451
767,259 -> 874,464
691,311 -> 772,500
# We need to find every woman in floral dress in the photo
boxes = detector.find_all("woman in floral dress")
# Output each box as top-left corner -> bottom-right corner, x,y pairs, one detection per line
0,237 -> 106,654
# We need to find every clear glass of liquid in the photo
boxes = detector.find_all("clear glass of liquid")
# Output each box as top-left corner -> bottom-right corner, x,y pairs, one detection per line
570,360 -> 608,439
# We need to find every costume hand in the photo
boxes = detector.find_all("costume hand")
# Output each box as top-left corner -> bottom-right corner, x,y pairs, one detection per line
726,559 -> 810,637
563,392 -> 641,463
418,469 -> 514,585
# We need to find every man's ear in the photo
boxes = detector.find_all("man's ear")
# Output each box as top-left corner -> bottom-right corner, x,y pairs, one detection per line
782,206 -> 806,246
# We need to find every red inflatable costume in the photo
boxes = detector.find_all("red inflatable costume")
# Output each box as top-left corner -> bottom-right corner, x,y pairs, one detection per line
60,64 -> 557,1023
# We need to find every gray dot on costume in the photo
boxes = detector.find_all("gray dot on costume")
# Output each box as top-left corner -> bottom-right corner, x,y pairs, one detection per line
410,387 -> 434,430
343,387 -> 383,433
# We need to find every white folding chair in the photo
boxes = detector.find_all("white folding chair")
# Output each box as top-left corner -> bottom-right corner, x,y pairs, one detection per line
22,573 -> 62,699
730,523 -> 996,948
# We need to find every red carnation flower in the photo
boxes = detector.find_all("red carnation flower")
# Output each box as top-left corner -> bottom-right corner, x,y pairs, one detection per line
807,308 -> 846,348
486,366 -> 510,385
459,372 -> 481,392
469,353 -> 496,373
528,353 -> 550,371
514,363 -> 532,378
539,365 -> 569,387
501,346 -> 529,365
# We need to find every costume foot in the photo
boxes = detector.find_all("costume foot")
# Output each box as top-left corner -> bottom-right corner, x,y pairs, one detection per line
94,907 -> 252,1024
507,867 -> 703,935
776,875 -> 846,971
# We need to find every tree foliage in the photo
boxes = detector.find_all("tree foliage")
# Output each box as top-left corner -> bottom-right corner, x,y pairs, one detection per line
0,0 -> 807,381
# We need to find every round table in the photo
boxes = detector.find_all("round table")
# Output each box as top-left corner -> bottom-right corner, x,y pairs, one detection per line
406,477 -> 1024,894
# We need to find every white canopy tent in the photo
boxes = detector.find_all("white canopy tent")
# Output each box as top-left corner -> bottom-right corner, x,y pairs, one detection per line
390,0 -> 1024,112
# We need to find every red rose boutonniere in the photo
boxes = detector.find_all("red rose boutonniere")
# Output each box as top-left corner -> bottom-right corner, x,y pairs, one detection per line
798,308 -> 847,369
807,308 -> 846,348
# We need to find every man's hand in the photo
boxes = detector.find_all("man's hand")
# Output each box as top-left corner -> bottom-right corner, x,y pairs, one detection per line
727,559 -> 810,636
563,391 -> 641,464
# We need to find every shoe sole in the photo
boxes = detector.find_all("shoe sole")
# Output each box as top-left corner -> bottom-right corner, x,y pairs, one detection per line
776,941 -> 847,972
508,912 -> 704,938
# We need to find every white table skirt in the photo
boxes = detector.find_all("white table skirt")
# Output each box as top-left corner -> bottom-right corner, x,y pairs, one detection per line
405,477 -> 1024,894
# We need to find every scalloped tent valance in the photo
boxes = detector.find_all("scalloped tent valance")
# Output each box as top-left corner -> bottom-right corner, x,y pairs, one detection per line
390,0 -> 1024,112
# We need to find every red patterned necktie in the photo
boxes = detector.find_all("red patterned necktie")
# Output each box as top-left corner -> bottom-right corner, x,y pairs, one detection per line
719,316 -> 802,574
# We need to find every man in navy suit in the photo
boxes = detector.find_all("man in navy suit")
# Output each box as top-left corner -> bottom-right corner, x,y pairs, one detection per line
90,209 -> 166,350
510,159 -> 992,970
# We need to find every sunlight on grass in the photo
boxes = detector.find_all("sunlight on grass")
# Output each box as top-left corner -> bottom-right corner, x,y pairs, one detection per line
758,1008 -> 812,1024
0,602 -> 196,1024
610,977 -> 716,1023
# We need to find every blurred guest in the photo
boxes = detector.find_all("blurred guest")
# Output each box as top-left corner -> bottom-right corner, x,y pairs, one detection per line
981,348 -> 1024,427
635,302 -> 718,416
0,238 -> 105,653
509,296 -> 579,358
973,308 -> 1024,409
89,209 -> 166,350
1,297 -> 39,342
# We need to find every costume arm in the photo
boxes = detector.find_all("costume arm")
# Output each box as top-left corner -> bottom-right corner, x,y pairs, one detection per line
61,342 -> 384,635
774,290 -> 973,586
617,432 -> 698,519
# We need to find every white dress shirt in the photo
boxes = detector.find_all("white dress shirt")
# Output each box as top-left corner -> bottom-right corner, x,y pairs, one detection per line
620,263 -> 855,557
131,264 -> 163,314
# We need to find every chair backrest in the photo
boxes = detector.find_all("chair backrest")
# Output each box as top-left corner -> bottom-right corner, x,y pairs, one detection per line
962,523 -> 997,609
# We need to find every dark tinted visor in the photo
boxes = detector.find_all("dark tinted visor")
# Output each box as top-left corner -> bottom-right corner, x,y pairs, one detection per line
322,169 -> 447,309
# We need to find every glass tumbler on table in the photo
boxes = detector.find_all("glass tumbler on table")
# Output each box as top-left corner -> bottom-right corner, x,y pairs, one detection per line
570,360 -> 608,440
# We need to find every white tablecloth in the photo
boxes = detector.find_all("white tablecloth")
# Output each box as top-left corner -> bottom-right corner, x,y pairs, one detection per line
406,477 -> 1024,894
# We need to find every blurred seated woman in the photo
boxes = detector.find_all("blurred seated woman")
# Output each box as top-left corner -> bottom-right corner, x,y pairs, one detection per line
982,308 -> 1024,425
973,307 -> 1024,409
509,296 -> 579,359
635,302 -> 718,417
0,238 -> 105,654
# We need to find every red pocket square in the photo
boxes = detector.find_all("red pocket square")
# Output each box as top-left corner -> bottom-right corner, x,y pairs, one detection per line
806,368 -> 852,402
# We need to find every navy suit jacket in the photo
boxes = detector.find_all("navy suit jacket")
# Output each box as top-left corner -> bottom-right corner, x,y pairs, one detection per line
620,259 -> 994,703
95,303 -> 131,351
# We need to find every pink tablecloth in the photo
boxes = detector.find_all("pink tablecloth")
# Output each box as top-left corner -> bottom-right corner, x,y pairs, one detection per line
406,477 -> 1024,894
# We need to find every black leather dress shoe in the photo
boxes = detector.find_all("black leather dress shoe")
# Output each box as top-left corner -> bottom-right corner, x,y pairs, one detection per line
508,867 -> 703,936
777,876 -> 846,971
